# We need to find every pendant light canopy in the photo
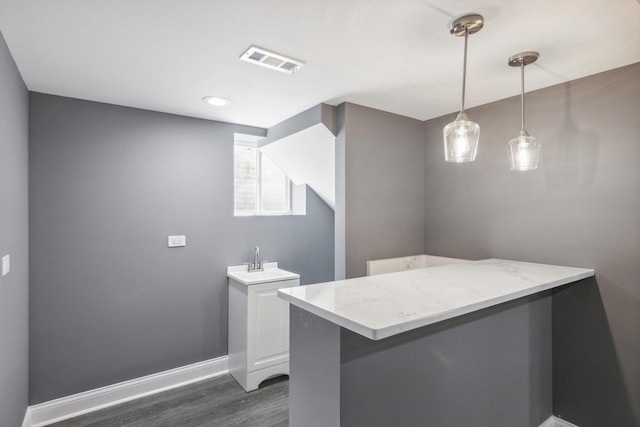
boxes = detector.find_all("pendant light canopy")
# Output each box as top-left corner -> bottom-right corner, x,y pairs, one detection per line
443,14 -> 484,163
507,51 -> 541,171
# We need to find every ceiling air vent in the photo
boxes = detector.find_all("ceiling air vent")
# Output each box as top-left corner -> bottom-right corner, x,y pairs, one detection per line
239,46 -> 305,75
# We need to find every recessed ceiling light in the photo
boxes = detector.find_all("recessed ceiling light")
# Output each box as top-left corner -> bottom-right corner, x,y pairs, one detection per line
202,96 -> 231,106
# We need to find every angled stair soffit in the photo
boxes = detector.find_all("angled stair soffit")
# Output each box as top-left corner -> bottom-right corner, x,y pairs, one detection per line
260,123 -> 335,209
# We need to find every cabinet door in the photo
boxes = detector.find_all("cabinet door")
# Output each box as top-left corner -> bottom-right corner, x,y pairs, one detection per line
248,279 -> 298,370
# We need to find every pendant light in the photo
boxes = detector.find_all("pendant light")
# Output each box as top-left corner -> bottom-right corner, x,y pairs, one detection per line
507,52 -> 541,171
443,14 -> 484,163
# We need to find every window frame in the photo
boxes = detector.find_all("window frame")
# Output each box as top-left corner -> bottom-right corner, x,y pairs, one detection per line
234,134 -> 292,217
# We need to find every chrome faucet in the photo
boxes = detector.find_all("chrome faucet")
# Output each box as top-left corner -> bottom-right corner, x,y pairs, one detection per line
248,246 -> 263,272
254,246 -> 260,270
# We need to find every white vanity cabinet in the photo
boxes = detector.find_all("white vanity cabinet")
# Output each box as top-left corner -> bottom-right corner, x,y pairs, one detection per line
227,264 -> 300,392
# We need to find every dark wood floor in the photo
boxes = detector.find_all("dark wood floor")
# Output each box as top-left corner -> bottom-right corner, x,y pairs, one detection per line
49,374 -> 289,427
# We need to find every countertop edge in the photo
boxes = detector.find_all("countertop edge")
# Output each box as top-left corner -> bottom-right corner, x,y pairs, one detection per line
230,274 -> 300,286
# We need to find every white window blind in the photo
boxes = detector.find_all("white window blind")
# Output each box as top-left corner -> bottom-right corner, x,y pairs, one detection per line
234,141 -> 258,215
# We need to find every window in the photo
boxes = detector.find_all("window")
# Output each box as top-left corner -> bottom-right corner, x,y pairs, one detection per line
234,135 -> 291,216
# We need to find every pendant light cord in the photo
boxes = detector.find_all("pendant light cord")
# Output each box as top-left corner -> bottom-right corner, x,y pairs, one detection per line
520,61 -> 525,132
461,29 -> 469,113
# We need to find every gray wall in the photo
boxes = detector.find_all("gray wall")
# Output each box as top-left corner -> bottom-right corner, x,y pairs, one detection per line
0,31 -> 29,427
338,103 -> 425,278
29,93 -> 334,403
424,63 -> 640,426
334,104 -> 346,279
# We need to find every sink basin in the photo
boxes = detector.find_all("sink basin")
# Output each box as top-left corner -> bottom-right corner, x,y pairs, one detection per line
227,262 -> 300,285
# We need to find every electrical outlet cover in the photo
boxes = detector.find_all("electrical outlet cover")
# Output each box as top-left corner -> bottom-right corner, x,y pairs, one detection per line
168,235 -> 186,247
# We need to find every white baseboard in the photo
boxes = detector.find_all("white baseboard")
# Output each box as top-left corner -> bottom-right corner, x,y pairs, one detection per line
28,356 -> 228,427
22,407 -> 31,427
24,360 -> 579,427
540,415 -> 580,427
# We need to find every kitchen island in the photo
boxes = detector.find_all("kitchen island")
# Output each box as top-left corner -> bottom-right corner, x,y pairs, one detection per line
278,258 -> 593,427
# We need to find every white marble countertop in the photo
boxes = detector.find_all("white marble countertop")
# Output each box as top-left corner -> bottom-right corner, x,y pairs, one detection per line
278,259 -> 594,340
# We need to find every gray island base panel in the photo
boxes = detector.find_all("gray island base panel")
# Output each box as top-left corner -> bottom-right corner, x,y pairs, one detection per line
280,259 -> 594,427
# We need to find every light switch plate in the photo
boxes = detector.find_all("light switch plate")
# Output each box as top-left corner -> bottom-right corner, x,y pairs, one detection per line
168,235 -> 186,247
2,255 -> 9,276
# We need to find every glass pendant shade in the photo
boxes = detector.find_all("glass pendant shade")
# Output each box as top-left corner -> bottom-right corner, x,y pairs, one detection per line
508,133 -> 540,171
507,51 -> 541,171
442,14 -> 484,163
443,113 -> 480,162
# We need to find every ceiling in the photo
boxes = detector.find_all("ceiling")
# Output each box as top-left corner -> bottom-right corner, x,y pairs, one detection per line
0,0 -> 638,129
